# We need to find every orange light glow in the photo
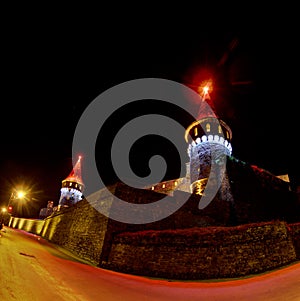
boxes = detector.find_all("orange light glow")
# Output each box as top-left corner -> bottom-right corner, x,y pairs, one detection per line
198,79 -> 213,99
17,191 -> 25,199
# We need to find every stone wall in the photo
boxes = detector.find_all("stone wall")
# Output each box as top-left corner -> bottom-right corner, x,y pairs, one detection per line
287,222 -> 300,259
104,220 -> 297,280
8,186 -> 233,267
8,200 -> 300,280
40,199 -> 109,265
226,157 -> 299,224
6,154 -> 300,280
9,217 -> 44,235
98,185 -> 232,263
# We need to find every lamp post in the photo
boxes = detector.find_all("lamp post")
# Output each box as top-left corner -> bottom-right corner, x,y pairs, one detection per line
7,192 -> 15,214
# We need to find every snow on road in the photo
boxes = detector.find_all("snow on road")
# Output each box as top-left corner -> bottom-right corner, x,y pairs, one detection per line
0,226 -> 300,301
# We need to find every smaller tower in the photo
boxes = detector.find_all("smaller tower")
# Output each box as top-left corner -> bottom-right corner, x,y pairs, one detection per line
58,156 -> 84,210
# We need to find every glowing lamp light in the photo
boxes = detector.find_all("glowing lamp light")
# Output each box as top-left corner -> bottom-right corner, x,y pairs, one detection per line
17,191 -> 25,199
203,86 -> 209,94
198,79 -> 213,99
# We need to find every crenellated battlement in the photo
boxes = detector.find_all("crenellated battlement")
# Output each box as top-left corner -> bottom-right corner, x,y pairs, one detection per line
187,134 -> 232,156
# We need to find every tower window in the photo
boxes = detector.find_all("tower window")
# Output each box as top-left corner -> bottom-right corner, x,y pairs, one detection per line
69,182 -> 72,186
218,125 -> 222,134
194,127 -> 198,136
206,123 -> 211,132
226,131 -> 229,139
162,184 -> 165,188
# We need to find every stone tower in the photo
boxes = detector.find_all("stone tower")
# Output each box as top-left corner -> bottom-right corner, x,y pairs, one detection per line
185,81 -> 233,203
58,156 -> 84,210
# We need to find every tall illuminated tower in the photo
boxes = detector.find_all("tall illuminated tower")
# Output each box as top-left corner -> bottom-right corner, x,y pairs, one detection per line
185,80 -> 233,197
58,156 -> 84,210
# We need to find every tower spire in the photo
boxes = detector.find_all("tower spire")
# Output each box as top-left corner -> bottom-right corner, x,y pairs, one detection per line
64,155 -> 83,185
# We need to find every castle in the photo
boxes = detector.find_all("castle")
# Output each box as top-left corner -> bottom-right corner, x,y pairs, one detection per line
26,79 -> 299,280
55,80 -> 291,208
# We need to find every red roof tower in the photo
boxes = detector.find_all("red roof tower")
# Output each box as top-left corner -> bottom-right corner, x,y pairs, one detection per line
58,156 -> 84,209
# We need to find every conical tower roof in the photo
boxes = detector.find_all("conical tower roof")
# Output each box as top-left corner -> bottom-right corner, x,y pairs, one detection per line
63,156 -> 84,186
184,79 -> 232,144
196,79 -> 219,120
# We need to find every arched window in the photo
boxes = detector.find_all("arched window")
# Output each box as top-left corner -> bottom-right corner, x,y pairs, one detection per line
206,123 -> 211,132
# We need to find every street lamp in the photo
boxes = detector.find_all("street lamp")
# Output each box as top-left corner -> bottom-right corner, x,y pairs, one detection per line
17,191 -> 25,199
7,190 -> 27,215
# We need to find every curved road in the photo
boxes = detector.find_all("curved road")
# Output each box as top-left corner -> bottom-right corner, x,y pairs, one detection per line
0,226 -> 299,300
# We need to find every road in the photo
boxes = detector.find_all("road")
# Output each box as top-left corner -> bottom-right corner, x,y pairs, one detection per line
0,226 -> 300,301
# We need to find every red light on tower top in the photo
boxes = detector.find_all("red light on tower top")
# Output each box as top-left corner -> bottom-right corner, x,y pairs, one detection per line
203,86 -> 209,95
195,79 -> 218,120
198,79 -> 213,100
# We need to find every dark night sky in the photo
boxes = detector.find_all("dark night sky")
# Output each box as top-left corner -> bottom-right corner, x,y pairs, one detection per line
1,10 -> 299,216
